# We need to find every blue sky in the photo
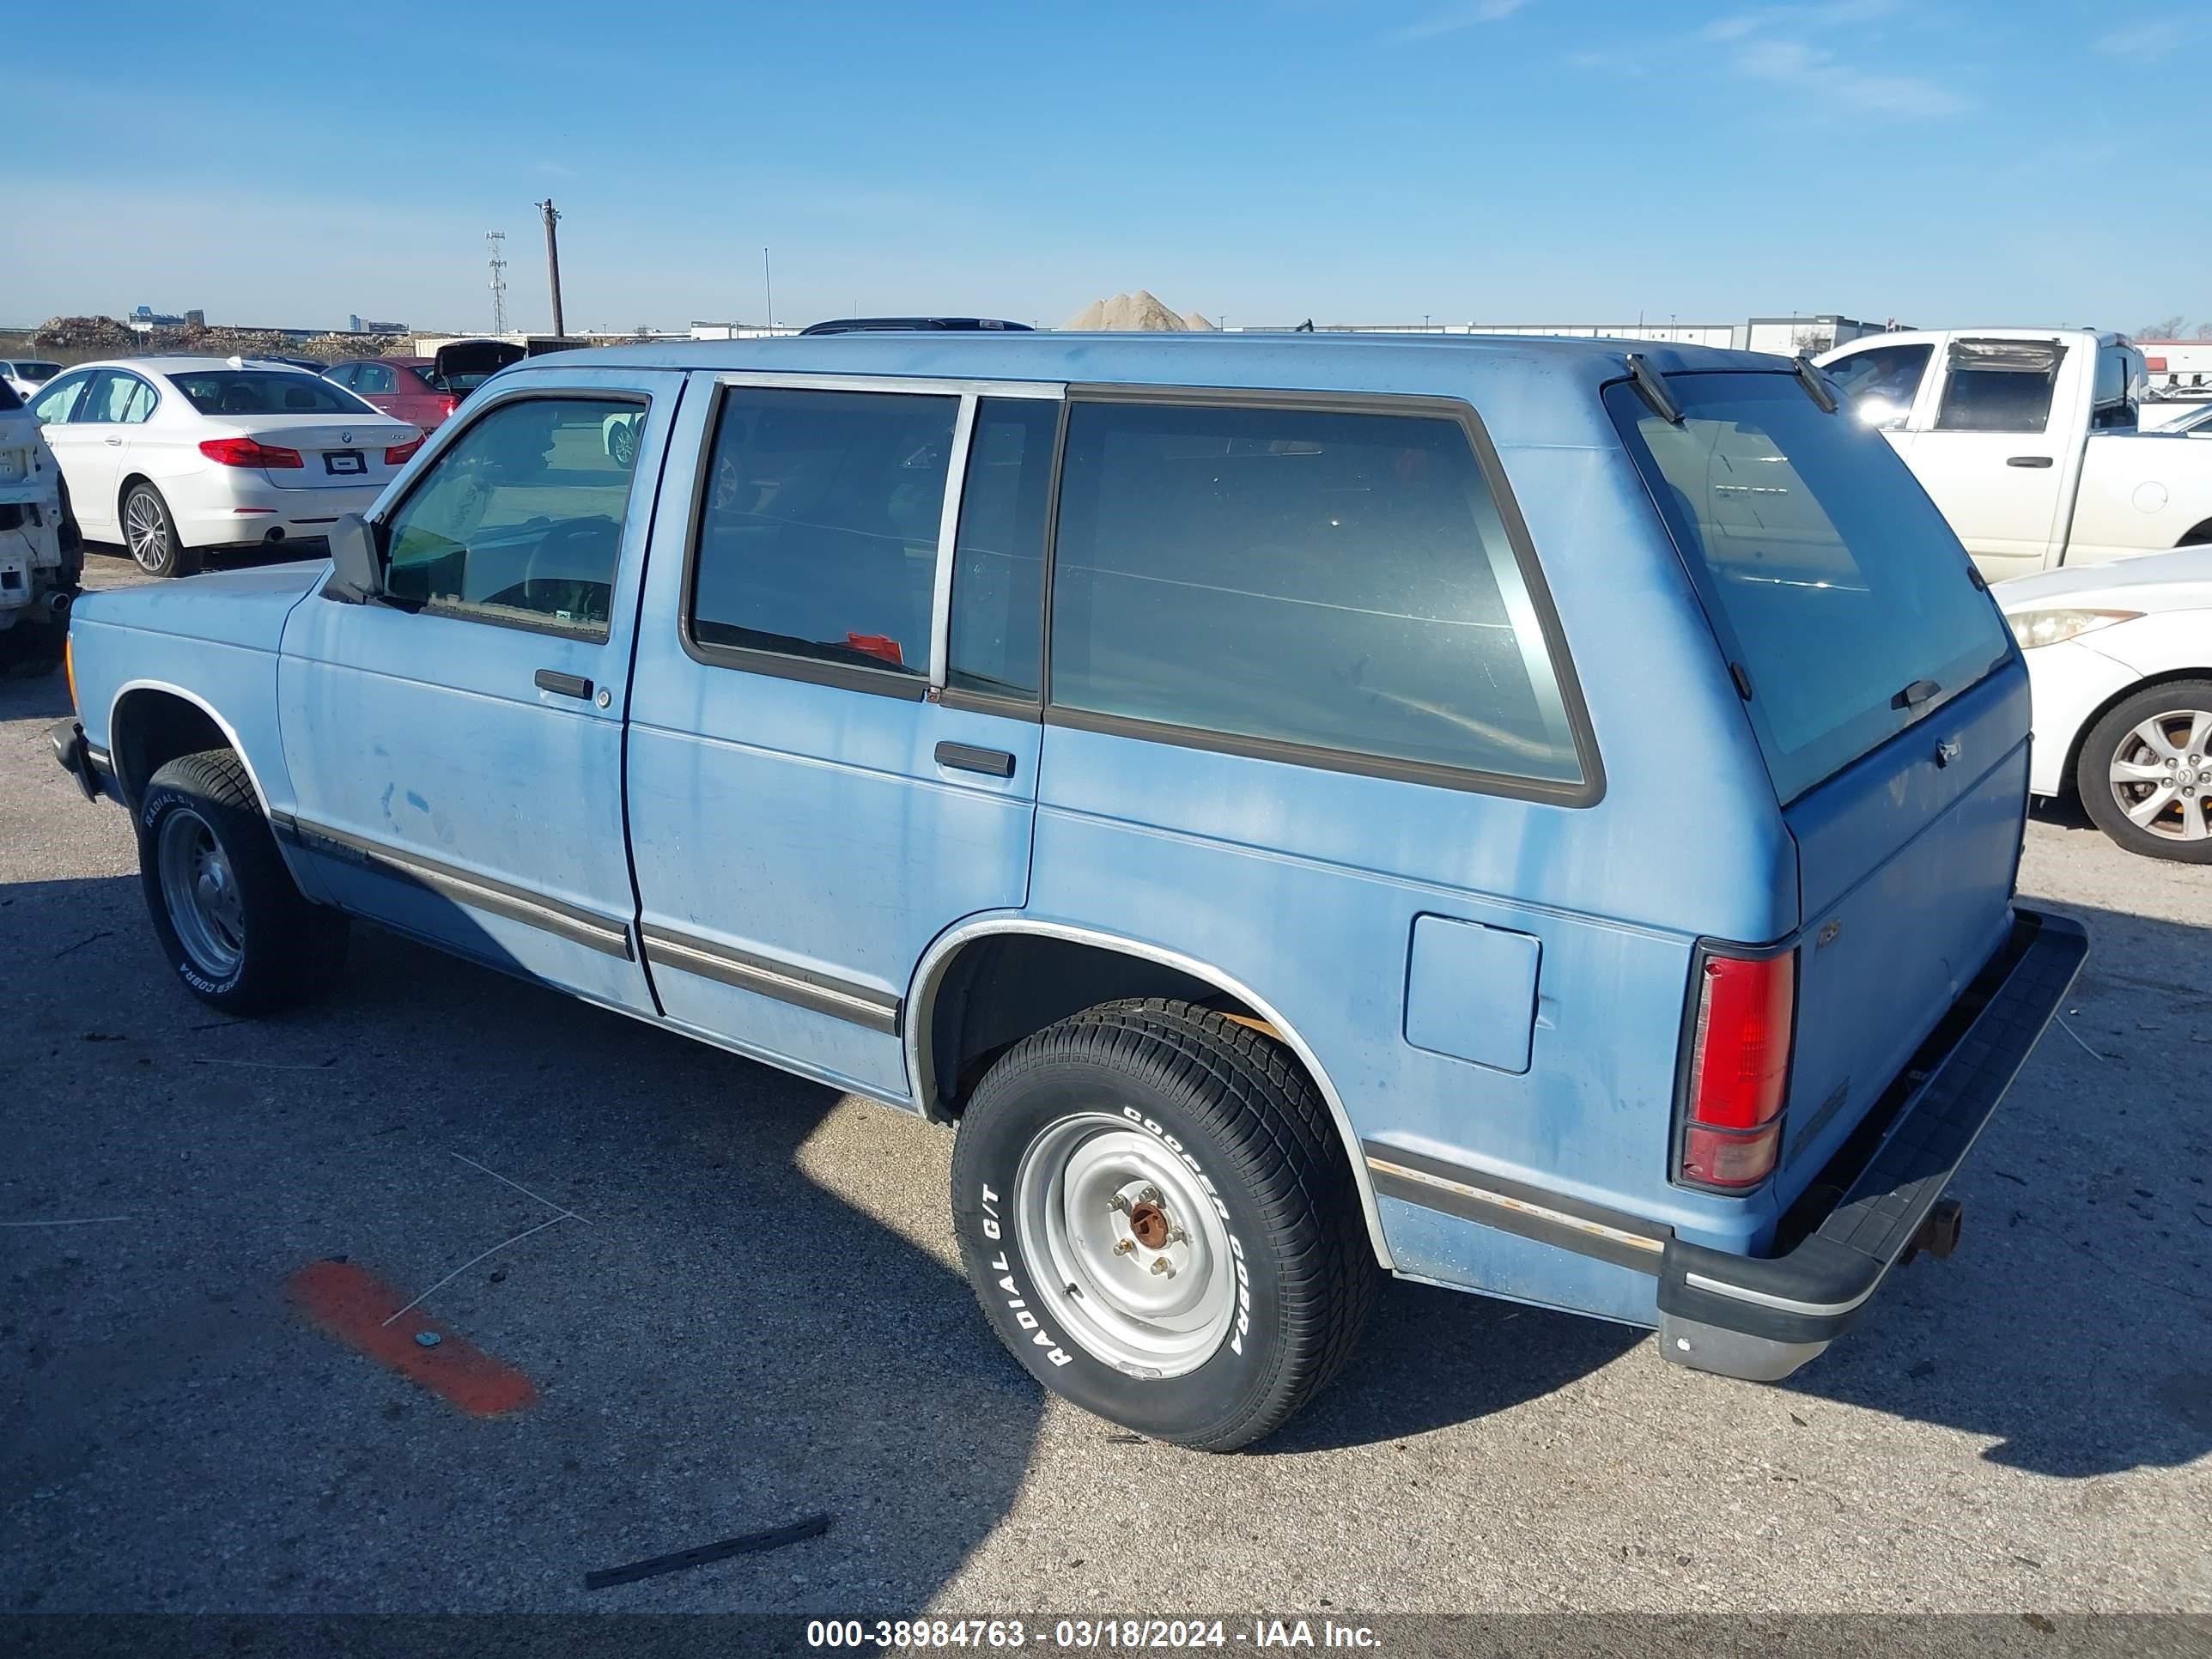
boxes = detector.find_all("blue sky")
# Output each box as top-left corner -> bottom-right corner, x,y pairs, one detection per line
10,0 -> 2205,335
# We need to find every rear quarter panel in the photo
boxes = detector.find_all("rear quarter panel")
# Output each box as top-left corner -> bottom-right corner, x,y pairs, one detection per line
1027,418 -> 1801,1321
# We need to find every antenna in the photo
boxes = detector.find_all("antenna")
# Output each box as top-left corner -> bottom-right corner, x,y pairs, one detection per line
486,230 -> 508,334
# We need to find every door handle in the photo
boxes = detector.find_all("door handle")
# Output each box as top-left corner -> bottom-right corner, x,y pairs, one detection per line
2006,455 -> 2054,468
104,436 -> 122,447
534,669 -> 593,700
934,740 -> 1016,778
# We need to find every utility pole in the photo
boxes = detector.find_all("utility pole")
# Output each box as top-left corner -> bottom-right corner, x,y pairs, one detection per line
486,230 -> 508,334
763,246 -> 775,331
536,199 -> 566,337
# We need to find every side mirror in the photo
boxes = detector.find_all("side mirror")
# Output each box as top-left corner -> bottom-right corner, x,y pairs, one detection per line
322,513 -> 386,605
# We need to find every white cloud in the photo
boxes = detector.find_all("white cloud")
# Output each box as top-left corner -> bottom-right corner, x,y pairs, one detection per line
1733,35 -> 1968,117
2094,17 -> 2197,54
1384,0 -> 1529,44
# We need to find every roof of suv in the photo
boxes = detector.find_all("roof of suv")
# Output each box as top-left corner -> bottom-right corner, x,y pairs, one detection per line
525,331 -> 1782,408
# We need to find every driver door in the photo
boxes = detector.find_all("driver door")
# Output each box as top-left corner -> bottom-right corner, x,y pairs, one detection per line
276,370 -> 684,1013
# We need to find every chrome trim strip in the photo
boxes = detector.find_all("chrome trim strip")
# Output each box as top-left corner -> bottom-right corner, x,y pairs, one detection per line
928,393 -> 979,689
287,818 -> 634,959
641,924 -> 902,1036
105,679 -> 274,814
1365,1154 -> 1665,1259
1680,1268 -> 1880,1320
904,915 -> 1395,1271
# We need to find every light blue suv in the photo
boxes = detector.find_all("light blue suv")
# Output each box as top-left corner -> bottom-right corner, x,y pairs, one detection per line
52,333 -> 2086,1449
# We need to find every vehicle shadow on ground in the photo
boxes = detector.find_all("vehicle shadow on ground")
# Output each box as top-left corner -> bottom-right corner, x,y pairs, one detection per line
3,878 -> 2205,1616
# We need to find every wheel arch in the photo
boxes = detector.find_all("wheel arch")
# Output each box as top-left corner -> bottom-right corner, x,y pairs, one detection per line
107,681 -> 275,817
2060,665 -> 2212,799
2179,518 -> 2212,548
907,916 -> 1396,1270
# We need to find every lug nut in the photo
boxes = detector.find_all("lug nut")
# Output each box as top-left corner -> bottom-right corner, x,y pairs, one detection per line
1139,1186 -> 1161,1205
1114,1237 -> 1136,1255
1168,1225 -> 1188,1244
1109,1194 -> 1130,1214
1149,1257 -> 1176,1278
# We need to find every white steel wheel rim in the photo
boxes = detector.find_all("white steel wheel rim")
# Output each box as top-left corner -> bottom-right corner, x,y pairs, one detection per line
2108,708 -> 2212,843
125,492 -> 168,570
156,807 -> 245,978
1012,1113 -> 1237,1378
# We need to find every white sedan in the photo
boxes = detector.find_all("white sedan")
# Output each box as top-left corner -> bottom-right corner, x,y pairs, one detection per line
25,356 -> 422,577
1998,546 -> 2212,860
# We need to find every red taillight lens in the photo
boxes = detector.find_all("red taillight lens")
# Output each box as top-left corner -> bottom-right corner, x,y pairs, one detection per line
1680,950 -> 1796,1190
385,434 -> 423,465
199,436 -> 302,469
440,396 -> 458,418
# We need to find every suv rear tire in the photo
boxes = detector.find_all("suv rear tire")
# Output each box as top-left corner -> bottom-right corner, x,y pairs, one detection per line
951,998 -> 1377,1451
136,748 -> 349,1013
2076,679 -> 2212,862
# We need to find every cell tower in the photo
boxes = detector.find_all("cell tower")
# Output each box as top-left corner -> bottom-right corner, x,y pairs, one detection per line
486,230 -> 508,333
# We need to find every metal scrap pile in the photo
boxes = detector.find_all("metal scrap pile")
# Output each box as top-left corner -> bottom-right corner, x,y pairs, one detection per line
30,315 -> 412,363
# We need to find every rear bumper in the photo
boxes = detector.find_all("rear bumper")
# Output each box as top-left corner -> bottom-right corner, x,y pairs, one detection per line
1656,907 -> 2087,1381
170,474 -> 387,550
50,717 -> 117,804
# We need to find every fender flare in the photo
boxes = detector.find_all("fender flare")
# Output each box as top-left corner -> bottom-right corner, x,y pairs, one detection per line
907,914 -> 1397,1271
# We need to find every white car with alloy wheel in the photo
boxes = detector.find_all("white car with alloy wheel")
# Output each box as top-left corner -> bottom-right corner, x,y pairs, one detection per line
1997,546 -> 2212,860
25,357 -> 422,577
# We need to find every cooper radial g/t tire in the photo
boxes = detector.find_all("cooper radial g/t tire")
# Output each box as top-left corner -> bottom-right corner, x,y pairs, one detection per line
951,998 -> 1378,1451
136,748 -> 349,1014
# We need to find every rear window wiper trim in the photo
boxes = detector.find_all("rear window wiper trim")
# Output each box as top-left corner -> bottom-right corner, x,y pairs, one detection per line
1625,355 -> 1682,425
1794,356 -> 1839,414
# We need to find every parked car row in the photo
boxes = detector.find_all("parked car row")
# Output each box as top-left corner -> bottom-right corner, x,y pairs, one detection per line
26,357 -> 420,575
50,331 -> 2093,1449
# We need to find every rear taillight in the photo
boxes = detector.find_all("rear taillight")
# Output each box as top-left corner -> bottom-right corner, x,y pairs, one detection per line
439,396 -> 458,418
1679,950 -> 1796,1191
385,434 -> 424,465
199,436 -> 302,469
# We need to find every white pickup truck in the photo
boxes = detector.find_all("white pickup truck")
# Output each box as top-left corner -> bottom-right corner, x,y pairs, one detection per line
1816,328 -> 2212,581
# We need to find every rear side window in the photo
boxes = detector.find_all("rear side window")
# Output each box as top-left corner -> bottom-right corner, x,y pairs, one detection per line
1935,338 -> 2061,434
690,386 -> 957,680
384,397 -> 641,640
1048,400 -> 1584,787
1609,373 -> 2013,803
947,397 -> 1057,698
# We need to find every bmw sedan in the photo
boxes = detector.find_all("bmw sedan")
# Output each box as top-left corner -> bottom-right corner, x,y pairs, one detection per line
25,357 -> 421,576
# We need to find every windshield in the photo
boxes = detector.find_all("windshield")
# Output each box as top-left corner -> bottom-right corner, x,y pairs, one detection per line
0,380 -> 20,412
13,362 -> 62,383
1607,371 -> 2014,804
167,370 -> 376,417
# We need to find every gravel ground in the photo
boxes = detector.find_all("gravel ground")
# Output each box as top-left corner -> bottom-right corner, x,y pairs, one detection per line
1,549 -> 2207,1621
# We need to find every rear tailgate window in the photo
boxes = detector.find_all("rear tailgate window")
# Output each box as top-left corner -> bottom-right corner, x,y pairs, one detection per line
1606,372 -> 2014,804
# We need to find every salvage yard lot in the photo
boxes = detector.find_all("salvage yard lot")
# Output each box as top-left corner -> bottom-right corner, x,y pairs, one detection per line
2,553 -> 2208,1616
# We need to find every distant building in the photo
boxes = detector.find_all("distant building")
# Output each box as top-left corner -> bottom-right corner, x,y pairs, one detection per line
689,320 -> 799,340
347,315 -> 409,334
2138,339 -> 2212,398
1219,313 -> 1900,356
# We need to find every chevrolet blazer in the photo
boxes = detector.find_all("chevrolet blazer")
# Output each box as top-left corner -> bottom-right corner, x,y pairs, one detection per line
51,333 -> 2087,1449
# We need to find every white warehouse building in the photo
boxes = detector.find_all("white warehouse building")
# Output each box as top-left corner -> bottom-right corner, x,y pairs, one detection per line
1226,313 -> 1899,356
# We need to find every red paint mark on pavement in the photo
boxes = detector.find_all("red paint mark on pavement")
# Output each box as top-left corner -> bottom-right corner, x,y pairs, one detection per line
287,1259 -> 538,1418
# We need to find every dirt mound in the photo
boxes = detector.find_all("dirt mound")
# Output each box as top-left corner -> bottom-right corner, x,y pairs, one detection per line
29,314 -> 410,364
1181,310 -> 1216,331
1063,290 -> 1195,331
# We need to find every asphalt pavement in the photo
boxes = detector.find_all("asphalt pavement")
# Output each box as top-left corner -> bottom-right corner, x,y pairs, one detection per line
1,550 -> 2206,1619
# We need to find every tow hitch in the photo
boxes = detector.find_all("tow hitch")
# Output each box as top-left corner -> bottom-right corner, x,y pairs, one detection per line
1901,1195 -> 1964,1267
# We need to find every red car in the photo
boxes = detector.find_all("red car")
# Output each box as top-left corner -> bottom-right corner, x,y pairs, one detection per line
321,358 -> 458,431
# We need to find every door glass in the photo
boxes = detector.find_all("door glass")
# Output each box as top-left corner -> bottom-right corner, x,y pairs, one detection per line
1049,400 -> 1583,783
1935,338 -> 2061,433
31,373 -> 92,423
948,397 -> 1056,697
690,386 -> 957,678
325,364 -> 359,388
382,396 -> 643,641
357,364 -> 397,396
1823,343 -> 1930,427
80,372 -> 135,422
